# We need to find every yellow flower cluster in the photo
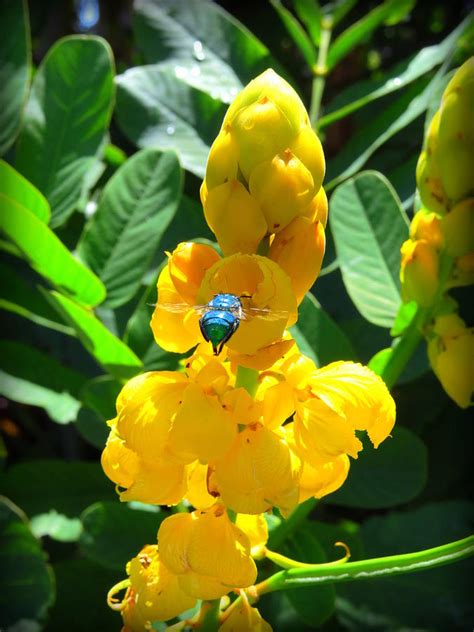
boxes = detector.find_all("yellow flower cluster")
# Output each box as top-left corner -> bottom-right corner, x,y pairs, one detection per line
103,69 -> 396,630
400,57 -> 474,408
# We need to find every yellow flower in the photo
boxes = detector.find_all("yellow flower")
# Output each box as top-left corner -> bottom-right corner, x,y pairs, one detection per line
210,423 -> 301,515
301,186 -> 328,227
158,504 -> 257,600
400,239 -> 439,306
234,514 -> 269,557
410,210 -> 444,250
219,600 -> 272,631
427,313 -> 474,408
117,545 -> 196,630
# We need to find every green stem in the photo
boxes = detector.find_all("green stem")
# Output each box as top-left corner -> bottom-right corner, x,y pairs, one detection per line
268,498 -> 317,550
309,17 -> 333,127
199,599 -> 221,632
256,536 -> 474,595
235,365 -> 259,398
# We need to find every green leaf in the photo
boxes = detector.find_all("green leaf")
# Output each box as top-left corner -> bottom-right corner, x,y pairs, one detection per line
15,35 -> 115,227
320,20 -> 468,129
338,501 -> 474,629
330,171 -> 409,328
78,149 -> 182,308
292,0 -> 321,46
291,293 -> 357,365
133,0 -> 276,103
282,527 -> 335,626
115,64 -> 226,178
0,340 -> 86,424
48,558 -> 121,631
270,1 -> 317,68
44,291 -> 142,379
80,501 -> 167,571
0,0 -> 30,155
0,260 -> 73,334
327,0 -> 415,70
0,159 -> 49,223
80,375 -> 121,420
0,461 -> 116,518
328,0 -> 357,25
390,300 -> 417,336
0,497 -> 55,628
328,427 -> 427,508
0,175 -> 106,307
75,407 -> 110,450
30,511 -> 82,543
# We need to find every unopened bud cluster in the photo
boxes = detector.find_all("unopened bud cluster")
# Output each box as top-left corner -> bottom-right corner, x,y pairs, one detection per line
400,57 -> 474,408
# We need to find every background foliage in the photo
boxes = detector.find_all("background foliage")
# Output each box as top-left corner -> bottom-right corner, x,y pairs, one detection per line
0,0 -> 472,630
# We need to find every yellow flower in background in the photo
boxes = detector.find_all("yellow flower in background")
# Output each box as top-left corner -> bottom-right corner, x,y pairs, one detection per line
116,545 -> 196,631
158,504 -> 257,600
427,313 -> 474,408
219,599 -> 272,631
152,242 -> 297,357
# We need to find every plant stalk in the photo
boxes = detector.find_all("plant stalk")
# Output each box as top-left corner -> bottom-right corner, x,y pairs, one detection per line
310,17 -> 333,127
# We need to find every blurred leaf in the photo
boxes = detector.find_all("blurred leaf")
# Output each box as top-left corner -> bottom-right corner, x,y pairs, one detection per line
292,0 -> 321,46
338,501 -> 474,629
270,0 -> 317,68
327,0 -> 415,70
0,178 -> 106,307
30,511 -> 82,543
48,558 -> 121,632
282,527 -> 336,626
0,0 -> 30,155
0,260 -> 73,334
115,64 -> 226,178
320,20 -> 468,128
328,0 -> 357,25
80,501 -> 167,570
133,0 -> 277,103
0,340 -> 86,424
390,301 -> 417,336
159,193 -> 215,254
330,171 -> 409,328
291,293 -> 358,365
80,375 -> 121,420
75,408 -> 109,450
0,159 -> 49,223
0,498 -> 55,629
45,291 -> 142,380
328,427 -> 427,508
15,36 -> 115,227
78,149 -> 181,308
0,461 -> 116,518
383,0 -> 416,26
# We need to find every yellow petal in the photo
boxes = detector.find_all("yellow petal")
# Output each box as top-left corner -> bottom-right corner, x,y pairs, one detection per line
158,512 -> 195,575
301,186 -> 328,227
177,572 -> 231,601
119,456 -> 187,505
219,601 -> 273,631
220,387 -> 263,426
261,380 -> 295,430
308,361 -> 396,448
185,462 -> 216,510
228,336 -> 295,371
101,427 -> 139,489
235,513 -> 269,551
298,454 -> 350,503
400,239 -> 439,307
151,266 -> 201,353
204,125 -> 240,190
168,383 -> 237,463
410,209 -> 444,249
212,424 -> 300,515
289,125 -> 325,195
203,180 -> 267,256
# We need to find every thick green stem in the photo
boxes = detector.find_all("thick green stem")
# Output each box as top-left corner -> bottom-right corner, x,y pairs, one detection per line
199,599 -> 221,632
268,498 -> 317,550
255,535 -> 474,595
309,17 -> 333,127
235,365 -> 259,398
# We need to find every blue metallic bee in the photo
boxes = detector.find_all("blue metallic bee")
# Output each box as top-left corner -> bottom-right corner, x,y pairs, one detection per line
199,293 -> 244,355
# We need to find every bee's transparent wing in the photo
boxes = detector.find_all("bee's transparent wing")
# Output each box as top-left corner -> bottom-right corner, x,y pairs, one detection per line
149,302 -> 208,315
241,306 -> 292,321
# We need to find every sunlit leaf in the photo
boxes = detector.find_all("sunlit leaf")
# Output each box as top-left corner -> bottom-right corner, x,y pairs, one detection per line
292,0 -> 321,46
0,159 -> 49,222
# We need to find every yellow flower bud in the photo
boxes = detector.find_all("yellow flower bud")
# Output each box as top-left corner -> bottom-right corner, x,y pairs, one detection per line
219,601 -> 272,632
441,198 -> 474,257
269,216 -> 326,304
427,314 -> 474,408
158,505 -> 257,600
203,180 -> 267,255
204,124 -> 239,189
289,125 -> 325,195
249,149 -> 316,233
400,239 -> 439,306
410,210 -> 444,249
416,112 -> 449,214
210,423 -> 300,515
301,186 -> 328,227
117,545 -> 196,630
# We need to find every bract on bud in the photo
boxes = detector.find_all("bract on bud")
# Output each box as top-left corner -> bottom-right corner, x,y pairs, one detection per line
400,239 -> 439,306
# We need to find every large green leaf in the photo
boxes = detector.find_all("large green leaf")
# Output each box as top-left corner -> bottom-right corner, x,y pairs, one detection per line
291,293 -> 357,365
327,0 -> 415,70
0,340 -> 85,424
0,170 -> 106,306
0,260 -> 73,334
15,36 -> 115,227
45,291 -> 142,379
0,498 -> 55,628
320,20 -> 469,129
328,427 -> 427,508
330,171 -> 409,328
282,526 -> 336,626
115,64 -> 226,178
338,501 -> 474,629
78,149 -> 182,308
0,461 -> 116,518
133,0 -> 276,103
0,0 -> 30,155
0,159 -> 49,222
80,501 -> 166,571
